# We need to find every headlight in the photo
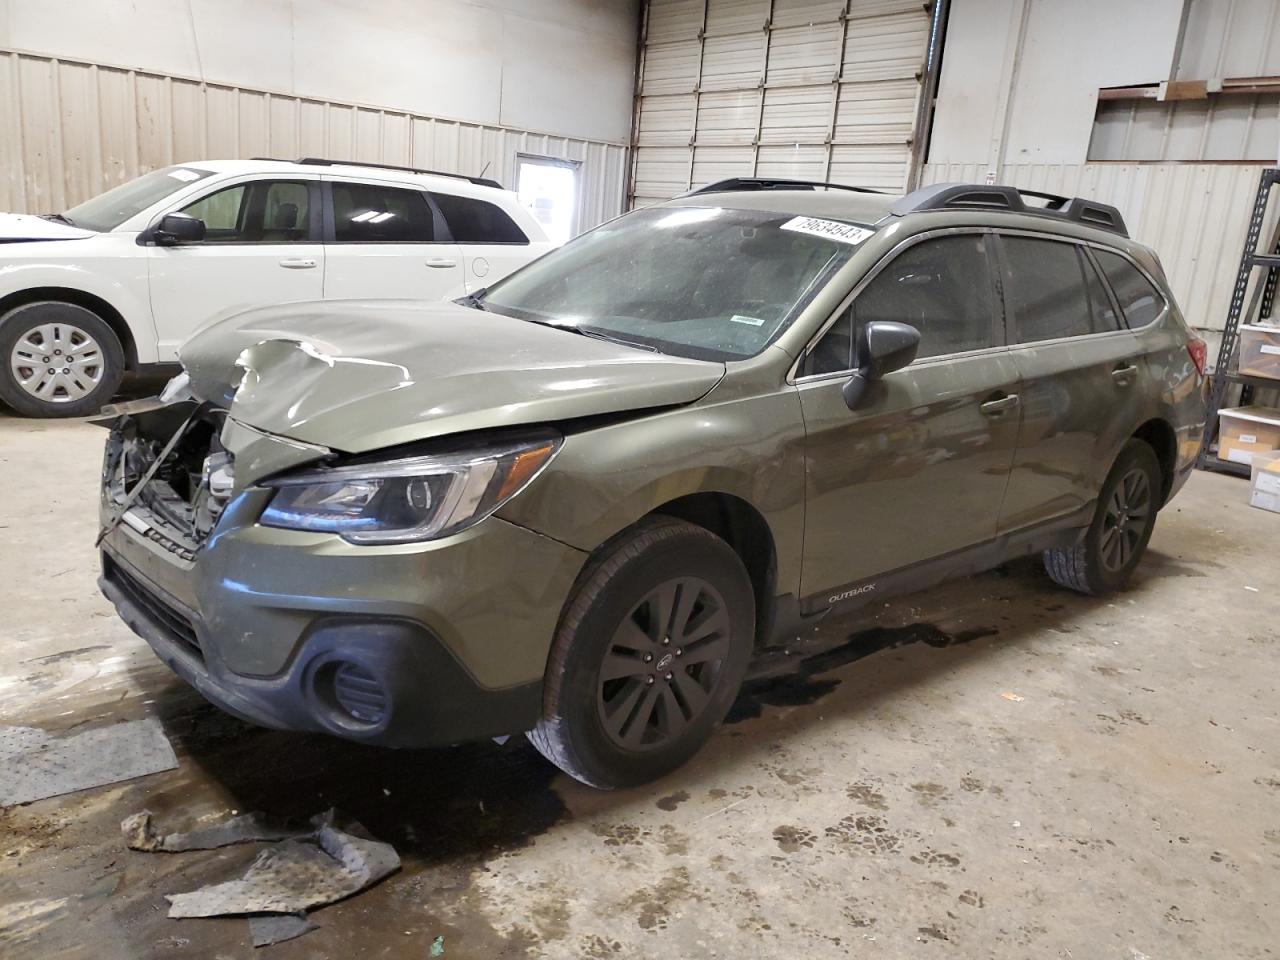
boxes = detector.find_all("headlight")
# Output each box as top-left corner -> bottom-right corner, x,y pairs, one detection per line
259,432 -> 560,544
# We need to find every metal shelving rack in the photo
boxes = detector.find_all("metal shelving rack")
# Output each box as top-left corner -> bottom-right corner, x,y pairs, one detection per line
1197,167 -> 1280,477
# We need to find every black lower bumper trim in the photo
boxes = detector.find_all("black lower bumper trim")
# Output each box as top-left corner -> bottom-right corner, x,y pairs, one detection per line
99,555 -> 543,749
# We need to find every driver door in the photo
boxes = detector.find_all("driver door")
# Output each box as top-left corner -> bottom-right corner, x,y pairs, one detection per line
147,178 -> 324,358
796,231 -> 1020,604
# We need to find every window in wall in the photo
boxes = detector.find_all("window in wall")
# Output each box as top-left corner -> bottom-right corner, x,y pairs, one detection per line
1095,250 -> 1165,328
804,234 -> 997,376
516,157 -> 579,245
1088,90 -> 1280,162
434,192 -> 529,244
332,183 -> 435,243
180,180 -> 312,242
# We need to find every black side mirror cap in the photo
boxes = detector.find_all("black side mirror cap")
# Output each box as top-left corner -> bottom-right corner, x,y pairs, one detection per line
153,212 -> 206,246
842,320 -> 921,409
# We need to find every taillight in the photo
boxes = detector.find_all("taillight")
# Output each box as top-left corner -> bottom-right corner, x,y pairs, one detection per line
1187,337 -> 1207,376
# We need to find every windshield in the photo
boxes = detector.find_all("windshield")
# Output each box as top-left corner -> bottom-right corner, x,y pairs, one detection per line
63,166 -> 215,232
479,206 -> 870,360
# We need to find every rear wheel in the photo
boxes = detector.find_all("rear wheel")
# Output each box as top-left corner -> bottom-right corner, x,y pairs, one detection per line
0,301 -> 125,417
1044,439 -> 1161,595
528,517 -> 754,789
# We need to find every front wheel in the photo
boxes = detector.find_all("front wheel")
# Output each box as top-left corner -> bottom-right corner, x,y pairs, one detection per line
528,517 -> 754,789
0,301 -> 126,418
1044,439 -> 1162,595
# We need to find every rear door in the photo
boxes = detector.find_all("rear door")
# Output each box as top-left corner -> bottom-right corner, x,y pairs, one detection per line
147,177 -> 324,357
431,189 -> 539,292
995,233 -> 1147,531
797,231 -> 1021,602
322,178 -> 465,300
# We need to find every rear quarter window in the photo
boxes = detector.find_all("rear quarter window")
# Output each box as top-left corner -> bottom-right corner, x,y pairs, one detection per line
1095,250 -> 1166,328
434,192 -> 528,244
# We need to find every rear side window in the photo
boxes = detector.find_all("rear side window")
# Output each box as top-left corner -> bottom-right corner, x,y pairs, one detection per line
331,183 -> 435,243
1095,250 -> 1165,328
1000,237 -> 1117,342
805,234 -> 997,375
434,192 -> 528,244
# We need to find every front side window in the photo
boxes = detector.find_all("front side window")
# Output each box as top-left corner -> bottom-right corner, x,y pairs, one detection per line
331,183 -> 434,243
1095,250 -> 1165,328
179,179 -> 312,243
479,206 -> 866,361
805,234 -> 997,376
1000,236 -> 1107,342
63,166 -> 215,232
434,192 -> 528,244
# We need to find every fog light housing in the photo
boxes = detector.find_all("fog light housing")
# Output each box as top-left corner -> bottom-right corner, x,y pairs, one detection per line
315,660 -> 388,727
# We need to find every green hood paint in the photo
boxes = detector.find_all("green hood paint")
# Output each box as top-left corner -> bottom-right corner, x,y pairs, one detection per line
180,299 -> 726,453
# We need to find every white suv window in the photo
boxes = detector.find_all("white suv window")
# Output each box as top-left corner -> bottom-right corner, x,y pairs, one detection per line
331,183 -> 435,243
180,180 -> 313,243
433,192 -> 529,244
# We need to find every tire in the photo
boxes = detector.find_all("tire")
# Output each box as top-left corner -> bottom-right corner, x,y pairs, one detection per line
0,301 -> 126,418
1044,439 -> 1162,596
528,517 -> 754,789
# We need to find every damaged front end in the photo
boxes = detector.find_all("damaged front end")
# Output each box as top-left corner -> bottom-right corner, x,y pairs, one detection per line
100,403 -> 235,560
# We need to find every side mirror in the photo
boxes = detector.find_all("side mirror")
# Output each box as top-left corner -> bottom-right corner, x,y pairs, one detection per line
153,212 -> 206,246
842,320 -> 921,409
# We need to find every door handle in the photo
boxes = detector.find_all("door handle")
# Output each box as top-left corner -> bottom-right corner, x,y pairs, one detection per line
1112,363 -> 1139,385
278,258 -> 317,269
980,393 -> 1020,417
425,258 -> 457,268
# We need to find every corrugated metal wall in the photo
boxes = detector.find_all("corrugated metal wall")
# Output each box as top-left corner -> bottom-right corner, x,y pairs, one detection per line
922,160 -> 1275,338
0,49 -> 630,231
630,0 -> 932,207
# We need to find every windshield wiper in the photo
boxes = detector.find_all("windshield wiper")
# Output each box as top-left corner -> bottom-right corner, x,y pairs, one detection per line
453,288 -> 488,312
40,212 -> 76,226
568,324 -> 660,354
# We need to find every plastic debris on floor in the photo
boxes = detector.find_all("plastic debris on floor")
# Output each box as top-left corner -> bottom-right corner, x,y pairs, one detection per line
123,808 -> 400,947
122,810 -> 308,852
0,719 -> 178,806
249,913 -> 318,947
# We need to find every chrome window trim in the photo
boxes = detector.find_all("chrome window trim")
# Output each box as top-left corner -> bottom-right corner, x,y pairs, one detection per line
788,224 -> 1171,384
788,226 -> 996,384
990,227 -> 1170,336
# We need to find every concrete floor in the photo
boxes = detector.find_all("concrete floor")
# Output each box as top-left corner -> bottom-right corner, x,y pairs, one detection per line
0,412 -> 1276,960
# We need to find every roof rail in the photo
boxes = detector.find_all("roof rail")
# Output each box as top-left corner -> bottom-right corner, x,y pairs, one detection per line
250,157 -> 503,190
684,177 -> 887,197
890,182 -> 1128,237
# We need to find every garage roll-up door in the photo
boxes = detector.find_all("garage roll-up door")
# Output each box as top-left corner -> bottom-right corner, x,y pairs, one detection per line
630,0 -> 938,208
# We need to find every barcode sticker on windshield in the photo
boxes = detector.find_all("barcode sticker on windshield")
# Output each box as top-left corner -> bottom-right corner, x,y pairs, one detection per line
781,216 -> 872,246
730,314 -> 765,327
168,169 -> 201,182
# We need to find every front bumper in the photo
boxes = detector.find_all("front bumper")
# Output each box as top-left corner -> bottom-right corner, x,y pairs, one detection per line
99,491 -> 587,748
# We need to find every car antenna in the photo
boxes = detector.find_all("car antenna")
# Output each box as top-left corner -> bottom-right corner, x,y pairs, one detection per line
477,160 -> 491,181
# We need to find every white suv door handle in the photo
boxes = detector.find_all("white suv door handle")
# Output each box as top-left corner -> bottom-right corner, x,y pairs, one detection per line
425,258 -> 457,268
278,258 -> 317,269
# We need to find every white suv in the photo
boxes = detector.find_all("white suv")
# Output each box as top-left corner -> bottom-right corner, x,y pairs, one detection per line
0,158 -> 553,417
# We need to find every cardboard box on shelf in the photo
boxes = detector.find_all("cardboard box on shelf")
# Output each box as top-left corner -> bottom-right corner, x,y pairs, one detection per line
1239,324 -> 1280,381
1250,450 -> 1280,514
1218,405 -> 1280,466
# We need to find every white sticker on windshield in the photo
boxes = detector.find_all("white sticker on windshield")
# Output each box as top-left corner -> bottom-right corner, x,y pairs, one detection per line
730,314 -> 765,327
168,169 -> 201,182
781,216 -> 872,246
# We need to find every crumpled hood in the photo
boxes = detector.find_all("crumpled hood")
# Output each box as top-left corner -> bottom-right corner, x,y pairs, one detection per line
0,212 -> 96,242
179,299 -> 725,453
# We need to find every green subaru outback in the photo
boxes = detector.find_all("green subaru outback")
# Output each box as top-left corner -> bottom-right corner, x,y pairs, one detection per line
98,178 -> 1207,788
